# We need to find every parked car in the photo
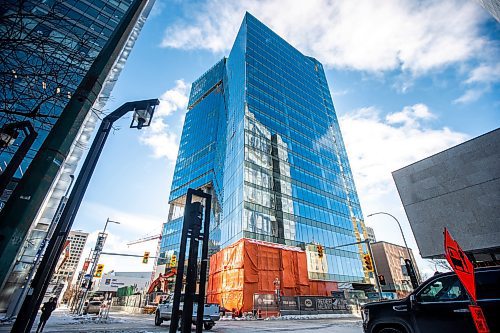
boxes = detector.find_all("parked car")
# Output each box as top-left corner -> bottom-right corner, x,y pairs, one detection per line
362,266 -> 500,333
83,300 -> 103,315
155,294 -> 220,330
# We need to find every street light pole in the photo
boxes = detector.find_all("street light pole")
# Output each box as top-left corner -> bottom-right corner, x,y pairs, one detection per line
11,99 -> 159,333
367,212 -> 419,288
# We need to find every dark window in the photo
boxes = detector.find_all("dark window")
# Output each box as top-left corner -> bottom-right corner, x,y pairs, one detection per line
476,270 -> 500,299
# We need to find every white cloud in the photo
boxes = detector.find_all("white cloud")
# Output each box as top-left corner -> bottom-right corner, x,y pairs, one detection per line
150,0 -> 166,17
385,103 -> 435,127
331,89 -> 349,97
139,80 -> 189,161
466,63 -> 500,84
156,80 -> 189,117
340,105 -> 467,204
338,104 -> 468,273
454,62 -> 499,104
74,202 -> 163,275
161,0 -> 488,74
453,88 -> 486,104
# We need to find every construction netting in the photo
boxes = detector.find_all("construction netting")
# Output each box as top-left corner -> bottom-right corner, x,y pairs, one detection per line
207,238 -> 338,312
116,285 -> 135,297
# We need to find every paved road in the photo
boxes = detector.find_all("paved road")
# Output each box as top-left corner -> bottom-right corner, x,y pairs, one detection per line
0,309 -> 363,333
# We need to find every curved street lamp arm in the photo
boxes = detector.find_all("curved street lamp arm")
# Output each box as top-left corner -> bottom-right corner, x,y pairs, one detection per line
367,211 -> 420,287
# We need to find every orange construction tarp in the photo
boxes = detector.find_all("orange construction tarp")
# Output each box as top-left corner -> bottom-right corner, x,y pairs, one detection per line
207,238 -> 338,312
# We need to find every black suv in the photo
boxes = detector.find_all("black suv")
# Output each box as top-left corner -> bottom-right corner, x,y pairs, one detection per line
362,266 -> 500,333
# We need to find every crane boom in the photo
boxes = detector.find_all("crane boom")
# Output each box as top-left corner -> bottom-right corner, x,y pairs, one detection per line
126,234 -> 161,246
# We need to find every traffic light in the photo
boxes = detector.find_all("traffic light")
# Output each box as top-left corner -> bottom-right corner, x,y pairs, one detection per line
170,254 -> 177,268
378,274 -> 386,285
95,264 -> 104,278
142,251 -> 150,264
316,244 -> 324,258
363,254 -> 374,272
188,202 -> 203,228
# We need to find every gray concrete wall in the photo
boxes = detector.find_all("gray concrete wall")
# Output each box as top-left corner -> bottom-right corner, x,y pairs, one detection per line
392,129 -> 500,258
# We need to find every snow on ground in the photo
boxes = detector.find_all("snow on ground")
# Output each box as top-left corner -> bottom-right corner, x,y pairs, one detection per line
275,313 -> 361,320
219,312 -> 361,321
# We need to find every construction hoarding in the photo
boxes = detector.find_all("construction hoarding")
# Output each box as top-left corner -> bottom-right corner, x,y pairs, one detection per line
207,238 -> 338,312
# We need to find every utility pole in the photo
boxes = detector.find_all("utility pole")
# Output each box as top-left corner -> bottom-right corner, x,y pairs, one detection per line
76,218 -> 120,315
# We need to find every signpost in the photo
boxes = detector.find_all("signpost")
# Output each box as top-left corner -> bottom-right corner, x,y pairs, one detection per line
444,228 -> 489,333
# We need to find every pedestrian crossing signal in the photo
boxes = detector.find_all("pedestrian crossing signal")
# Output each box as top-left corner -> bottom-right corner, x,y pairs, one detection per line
378,274 -> 386,285
363,254 -> 374,272
95,264 -> 104,278
142,251 -> 150,264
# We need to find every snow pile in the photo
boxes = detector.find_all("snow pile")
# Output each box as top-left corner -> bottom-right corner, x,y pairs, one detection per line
47,310 -> 126,326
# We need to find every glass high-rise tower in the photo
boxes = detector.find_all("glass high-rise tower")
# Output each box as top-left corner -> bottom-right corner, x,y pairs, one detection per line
158,13 -> 368,286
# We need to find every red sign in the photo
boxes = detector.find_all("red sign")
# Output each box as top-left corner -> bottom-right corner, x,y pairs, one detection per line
63,240 -> 71,258
82,260 -> 90,272
443,228 -> 476,301
469,305 -> 490,333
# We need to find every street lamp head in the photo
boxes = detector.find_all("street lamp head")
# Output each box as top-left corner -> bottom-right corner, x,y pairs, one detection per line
0,124 -> 20,148
130,101 -> 158,129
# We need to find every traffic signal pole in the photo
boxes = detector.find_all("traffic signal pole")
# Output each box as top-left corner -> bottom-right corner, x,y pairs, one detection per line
76,233 -> 106,315
366,240 -> 383,300
76,218 -> 120,315
330,239 -> 383,300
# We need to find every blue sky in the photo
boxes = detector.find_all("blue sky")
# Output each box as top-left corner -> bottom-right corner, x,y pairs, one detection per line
72,0 -> 499,278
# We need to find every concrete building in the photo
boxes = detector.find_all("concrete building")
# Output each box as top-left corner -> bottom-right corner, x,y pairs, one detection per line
94,272 -> 150,294
371,241 -> 421,298
392,129 -> 500,262
45,231 -> 88,302
366,227 -> 377,243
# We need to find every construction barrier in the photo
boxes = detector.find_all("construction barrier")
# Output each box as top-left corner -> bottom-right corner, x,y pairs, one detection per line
207,238 -> 338,313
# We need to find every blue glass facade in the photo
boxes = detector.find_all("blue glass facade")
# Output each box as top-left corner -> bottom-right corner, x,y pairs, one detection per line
0,0 -> 155,311
1,0 -> 137,178
160,13 -> 367,283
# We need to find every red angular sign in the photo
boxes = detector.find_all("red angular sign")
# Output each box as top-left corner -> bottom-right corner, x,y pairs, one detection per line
82,260 -> 90,272
443,228 -> 476,302
469,305 -> 490,333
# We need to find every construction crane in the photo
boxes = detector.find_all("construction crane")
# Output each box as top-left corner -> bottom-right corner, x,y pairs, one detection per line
126,234 -> 161,246
127,233 -> 163,285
